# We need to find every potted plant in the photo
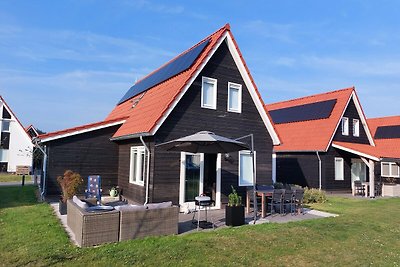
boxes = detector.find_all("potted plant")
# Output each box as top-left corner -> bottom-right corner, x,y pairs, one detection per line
225,186 -> 245,226
57,170 -> 83,215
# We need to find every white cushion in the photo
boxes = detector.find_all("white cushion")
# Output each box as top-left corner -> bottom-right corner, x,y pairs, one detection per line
115,204 -> 146,212
146,201 -> 172,210
72,196 -> 89,209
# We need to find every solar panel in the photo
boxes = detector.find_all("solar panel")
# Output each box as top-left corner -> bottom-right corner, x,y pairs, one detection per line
374,125 -> 400,139
269,99 -> 337,124
118,39 -> 210,105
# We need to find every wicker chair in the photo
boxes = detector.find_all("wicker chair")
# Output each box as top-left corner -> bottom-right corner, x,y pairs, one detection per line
267,189 -> 284,216
354,181 -> 365,196
67,199 -> 120,247
119,205 -> 179,241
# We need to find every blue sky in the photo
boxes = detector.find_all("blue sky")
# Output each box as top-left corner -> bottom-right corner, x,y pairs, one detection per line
1,1 -> 399,132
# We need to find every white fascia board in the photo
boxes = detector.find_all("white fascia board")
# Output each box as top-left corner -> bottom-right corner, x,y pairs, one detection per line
151,32 -> 281,145
225,33 -> 280,145
351,92 -> 375,146
150,32 -> 228,135
40,120 -> 126,143
332,143 -> 379,161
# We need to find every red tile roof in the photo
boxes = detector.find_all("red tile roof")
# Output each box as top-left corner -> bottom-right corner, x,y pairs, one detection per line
368,116 -> 400,159
38,24 -> 279,143
332,141 -> 380,160
38,117 -> 127,141
266,87 -> 354,152
106,24 -> 229,138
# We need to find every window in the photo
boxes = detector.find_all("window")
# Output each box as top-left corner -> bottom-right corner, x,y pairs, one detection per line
201,77 -> 217,109
353,119 -> 360,137
239,150 -> 256,186
1,120 -> 10,132
335,157 -> 344,180
227,82 -> 242,113
342,117 -> 349,136
129,146 -> 146,185
381,162 -> 400,177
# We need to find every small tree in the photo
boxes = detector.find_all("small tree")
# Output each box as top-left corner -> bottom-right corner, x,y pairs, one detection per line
57,170 -> 83,203
228,186 -> 242,207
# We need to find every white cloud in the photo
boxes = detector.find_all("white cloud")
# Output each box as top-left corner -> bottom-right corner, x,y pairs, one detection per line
240,20 -> 295,43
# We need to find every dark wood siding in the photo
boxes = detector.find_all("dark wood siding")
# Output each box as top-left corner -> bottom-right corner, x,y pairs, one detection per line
151,41 -> 274,204
333,98 -> 370,144
115,137 -> 155,204
45,126 -> 120,196
276,153 -> 320,188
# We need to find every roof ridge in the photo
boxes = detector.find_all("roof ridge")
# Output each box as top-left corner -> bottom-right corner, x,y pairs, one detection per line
266,86 -> 354,108
38,116 -> 128,139
133,24 -> 229,86
368,115 -> 400,121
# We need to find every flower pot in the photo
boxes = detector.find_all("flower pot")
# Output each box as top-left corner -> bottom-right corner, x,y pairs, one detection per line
110,188 -> 118,197
225,205 -> 245,226
59,200 -> 67,215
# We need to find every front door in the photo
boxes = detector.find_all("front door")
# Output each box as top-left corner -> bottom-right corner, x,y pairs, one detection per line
179,152 -> 221,211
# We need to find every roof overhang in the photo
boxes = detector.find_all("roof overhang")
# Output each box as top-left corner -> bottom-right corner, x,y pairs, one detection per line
39,120 -> 126,143
110,132 -> 152,141
332,143 -> 379,161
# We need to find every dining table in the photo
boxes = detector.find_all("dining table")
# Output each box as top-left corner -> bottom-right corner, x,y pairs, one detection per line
246,188 -> 274,218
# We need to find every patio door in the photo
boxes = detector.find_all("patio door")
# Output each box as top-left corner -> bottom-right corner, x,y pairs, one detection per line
351,159 -> 366,188
179,152 -> 221,211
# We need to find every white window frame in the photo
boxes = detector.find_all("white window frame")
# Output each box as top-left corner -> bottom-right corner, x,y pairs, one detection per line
335,157 -> 344,181
238,150 -> 256,186
381,162 -> 400,178
1,119 -> 10,132
342,117 -> 349,136
353,119 -> 360,137
227,82 -> 242,113
201,76 -> 217,110
129,146 -> 146,186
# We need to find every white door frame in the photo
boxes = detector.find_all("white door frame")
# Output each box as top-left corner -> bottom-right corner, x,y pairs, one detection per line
179,152 -> 221,211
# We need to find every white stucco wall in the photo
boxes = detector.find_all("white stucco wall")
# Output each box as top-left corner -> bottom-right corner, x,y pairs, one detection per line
0,99 -> 33,172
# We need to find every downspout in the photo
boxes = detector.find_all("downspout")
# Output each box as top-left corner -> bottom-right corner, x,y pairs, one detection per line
316,151 -> 322,190
140,136 -> 151,205
41,146 -> 47,200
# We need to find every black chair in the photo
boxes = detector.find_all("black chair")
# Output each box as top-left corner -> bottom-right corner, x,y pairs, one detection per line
354,181 -> 365,196
283,189 -> 294,215
267,189 -> 284,216
293,188 -> 304,215
374,182 -> 382,196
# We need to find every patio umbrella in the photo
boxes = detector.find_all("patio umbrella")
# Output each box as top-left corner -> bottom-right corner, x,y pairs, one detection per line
156,131 -> 258,224
156,131 -> 249,153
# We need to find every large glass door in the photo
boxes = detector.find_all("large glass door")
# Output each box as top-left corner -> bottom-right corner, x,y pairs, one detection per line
351,160 -> 366,189
184,154 -> 201,202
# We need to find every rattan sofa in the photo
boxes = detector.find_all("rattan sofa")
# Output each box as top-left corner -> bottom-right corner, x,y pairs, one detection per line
67,199 -> 120,247
119,205 -> 179,241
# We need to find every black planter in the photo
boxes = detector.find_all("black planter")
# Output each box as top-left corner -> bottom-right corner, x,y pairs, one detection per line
225,205 -> 245,226
59,200 -> 67,215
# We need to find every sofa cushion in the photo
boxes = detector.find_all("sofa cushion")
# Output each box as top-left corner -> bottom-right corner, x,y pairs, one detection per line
115,204 -> 146,212
72,196 -> 89,210
146,201 -> 172,210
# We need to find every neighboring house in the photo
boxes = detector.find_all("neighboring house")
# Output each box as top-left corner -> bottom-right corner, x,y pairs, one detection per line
37,24 -> 280,209
25,125 -> 39,139
266,87 -> 380,193
0,96 -> 33,173
368,116 -> 400,183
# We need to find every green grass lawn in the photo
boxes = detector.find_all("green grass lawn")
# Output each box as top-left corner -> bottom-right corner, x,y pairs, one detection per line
0,174 -> 30,183
1,186 -> 400,266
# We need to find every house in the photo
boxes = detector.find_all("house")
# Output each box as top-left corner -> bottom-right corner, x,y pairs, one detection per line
266,87 -> 381,194
37,24 -> 280,209
0,96 -> 33,173
25,125 -> 39,139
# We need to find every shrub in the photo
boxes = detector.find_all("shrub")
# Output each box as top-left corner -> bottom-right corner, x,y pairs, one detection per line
57,170 -> 83,203
303,187 -> 327,204
228,186 -> 242,207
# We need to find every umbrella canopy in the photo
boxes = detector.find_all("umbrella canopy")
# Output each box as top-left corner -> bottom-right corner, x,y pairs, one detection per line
156,131 -> 249,153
